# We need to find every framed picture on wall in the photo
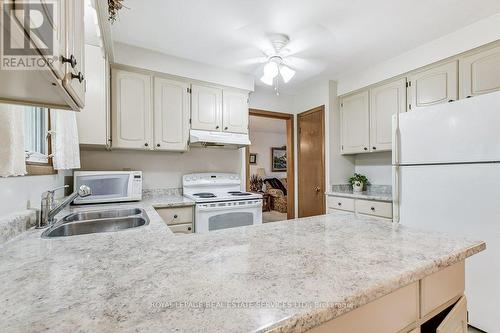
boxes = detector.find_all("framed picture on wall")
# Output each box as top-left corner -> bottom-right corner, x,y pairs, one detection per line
249,153 -> 257,164
271,147 -> 287,172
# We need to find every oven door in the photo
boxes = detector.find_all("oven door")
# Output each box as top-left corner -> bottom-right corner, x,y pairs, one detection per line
195,200 -> 262,233
73,173 -> 134,204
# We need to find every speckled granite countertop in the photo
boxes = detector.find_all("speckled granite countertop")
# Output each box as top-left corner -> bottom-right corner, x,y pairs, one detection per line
0,210 -> 484,333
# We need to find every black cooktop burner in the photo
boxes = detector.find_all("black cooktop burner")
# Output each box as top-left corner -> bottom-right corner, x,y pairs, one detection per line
193,192 -> 216,198
229,191 -> 252,196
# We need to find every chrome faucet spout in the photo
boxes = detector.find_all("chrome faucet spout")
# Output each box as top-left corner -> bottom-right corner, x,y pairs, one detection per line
38,185 -> 92,228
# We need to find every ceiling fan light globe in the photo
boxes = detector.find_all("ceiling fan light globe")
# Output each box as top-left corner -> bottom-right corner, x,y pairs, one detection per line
263,61 -> 279,77
260,75 -> 274,86
280,65 -> 296,83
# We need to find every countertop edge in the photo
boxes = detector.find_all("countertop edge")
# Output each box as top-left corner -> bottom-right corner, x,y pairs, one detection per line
326,191 -> 393,202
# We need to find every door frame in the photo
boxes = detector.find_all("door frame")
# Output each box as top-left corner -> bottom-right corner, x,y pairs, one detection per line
245,109 -> 295,220
297,105 -> 326,218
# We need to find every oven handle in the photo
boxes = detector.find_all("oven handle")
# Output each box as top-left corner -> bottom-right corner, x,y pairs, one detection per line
197,201 -> 262,212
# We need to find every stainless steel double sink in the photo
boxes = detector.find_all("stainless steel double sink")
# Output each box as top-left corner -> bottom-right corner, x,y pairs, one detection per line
41,208 -> 149,238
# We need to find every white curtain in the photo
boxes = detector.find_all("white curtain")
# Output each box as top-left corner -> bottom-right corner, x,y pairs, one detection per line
0,104 -> 26,177
50,110 -> 81,170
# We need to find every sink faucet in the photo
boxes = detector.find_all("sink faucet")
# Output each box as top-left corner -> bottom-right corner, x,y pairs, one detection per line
38,185 -> 92,228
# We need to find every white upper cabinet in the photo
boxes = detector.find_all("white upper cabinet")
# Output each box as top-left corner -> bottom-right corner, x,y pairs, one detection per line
191,85 -> 223,132
408,61 -> 458,111
222,90 -> 249,134
341,91 -> 370,154
77,44 -> 108,147
112,69 -> 153,150
369,78 -> 406,152
460,45 -> 500,99
153,77 -> 190,151
62,0 -> 85,108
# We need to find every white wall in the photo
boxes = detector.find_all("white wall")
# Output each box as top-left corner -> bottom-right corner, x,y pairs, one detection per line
337,13 -> 500,95
354,152 -> 392,185
79,148 -> 242,190
114,42 -> 254,92
0,172 -> 68,218
249,85 -> 295,113
249,131 -> 287,179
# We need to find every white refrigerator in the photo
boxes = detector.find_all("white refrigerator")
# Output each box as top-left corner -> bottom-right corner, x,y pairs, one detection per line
393,91 -> 500,332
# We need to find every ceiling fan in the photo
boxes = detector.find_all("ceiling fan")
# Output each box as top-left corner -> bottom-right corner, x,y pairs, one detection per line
258,34 -> 296,89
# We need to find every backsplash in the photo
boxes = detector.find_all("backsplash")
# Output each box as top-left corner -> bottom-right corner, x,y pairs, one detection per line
331,184 -> 392,195
142,188 -> 183,198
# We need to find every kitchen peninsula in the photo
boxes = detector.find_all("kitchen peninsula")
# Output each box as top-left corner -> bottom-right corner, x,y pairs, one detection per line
0,208 -> 484,333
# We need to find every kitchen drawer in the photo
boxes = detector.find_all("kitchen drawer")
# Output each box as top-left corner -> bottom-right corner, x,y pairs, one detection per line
327,196 -> 355,212
169,223 -> 194,234
421,261 -> 465,318
355,200 -> 392,219
156,207 -> 193,225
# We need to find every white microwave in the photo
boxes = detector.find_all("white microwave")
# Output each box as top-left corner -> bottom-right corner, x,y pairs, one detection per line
73,171 -> 142,204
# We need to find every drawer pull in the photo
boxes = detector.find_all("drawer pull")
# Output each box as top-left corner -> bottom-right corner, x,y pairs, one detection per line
173,214 -> 178,219
338,202 -> 342,206
188,227 -> 192,231
371,207 -> 375,211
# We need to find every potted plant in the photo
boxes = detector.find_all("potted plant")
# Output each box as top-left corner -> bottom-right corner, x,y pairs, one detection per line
348,173 -> 369,193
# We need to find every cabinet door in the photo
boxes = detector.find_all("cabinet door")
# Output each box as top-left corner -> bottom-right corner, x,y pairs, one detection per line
437,296 -> 468,333
77,44 -> 108,146
62,0 -> 85,107
153,77 -> 190,151
460,45 -> 500,98
112,69 -> 152,150
341,91 -> 370,154
191,85 -> 222,131
408,61 -> 458,111
222,90 -> 249,133
369,78 -> 406,152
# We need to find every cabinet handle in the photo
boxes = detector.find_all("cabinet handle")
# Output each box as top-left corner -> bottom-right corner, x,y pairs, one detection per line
364,147 -> 368,151
448,99 -> 455,103
216,126 -> 220,130
71,72 -> 84,83
224,127 -> 228,130
466,96 -> 472,99
188,227 -> 192,231
156,144 -> 161,147
61,55 -> 77,68
372,147 -> 377,150
144,143 -> 149,147
338,202 -> 342,206
371,207 -> 375,211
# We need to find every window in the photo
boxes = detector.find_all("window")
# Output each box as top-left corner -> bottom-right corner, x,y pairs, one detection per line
23,107 -> 54,174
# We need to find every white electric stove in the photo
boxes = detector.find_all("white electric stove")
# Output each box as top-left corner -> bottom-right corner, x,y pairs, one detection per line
183,173 -> 262,233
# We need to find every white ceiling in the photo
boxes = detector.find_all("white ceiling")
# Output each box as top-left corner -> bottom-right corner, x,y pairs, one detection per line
249,116 -> 286,134
111,0 -> 500,92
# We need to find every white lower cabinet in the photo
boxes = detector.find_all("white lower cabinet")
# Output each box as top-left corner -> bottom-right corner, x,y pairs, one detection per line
112,68 -> 190,152
153,78 -> 190,151
77,44 -> 109,147
112,69 -> 153,150
459,45 -> 500,99
155,206 -> 194,234
327,195 -> 392,219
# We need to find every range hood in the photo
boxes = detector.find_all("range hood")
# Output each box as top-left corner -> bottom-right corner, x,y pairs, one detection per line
189,130 -> 251,149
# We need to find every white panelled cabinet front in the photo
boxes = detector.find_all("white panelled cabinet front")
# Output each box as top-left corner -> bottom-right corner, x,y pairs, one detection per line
341,91 -> 370,154
408,61 -> 458,111
191,85 -> 223,132
62,0 -> 86,108
369,78 -> 406,152
460,45 -> 500,99
154,78 -> 190,151
112,69 -> 153,150
222,90 -> 249,134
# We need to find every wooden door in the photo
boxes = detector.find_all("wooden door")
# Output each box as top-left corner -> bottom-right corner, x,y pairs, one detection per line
111,69 -> 153,150
191,85 -> 222,132
62,0 -> 85,107
222,90 -> 249,133
298,106 -> 325,218
153,77 -> 190,151
369,78 -> 406,152
460,45 -> 500,98
341,91 -> 370,154
408,61 -> 458,111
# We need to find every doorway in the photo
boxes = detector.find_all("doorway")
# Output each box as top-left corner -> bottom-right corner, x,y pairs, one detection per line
298,106 -> 325,218
245,109 -> 295,221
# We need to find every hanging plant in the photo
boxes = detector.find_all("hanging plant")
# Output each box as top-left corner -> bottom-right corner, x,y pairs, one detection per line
108,0 -> 126,23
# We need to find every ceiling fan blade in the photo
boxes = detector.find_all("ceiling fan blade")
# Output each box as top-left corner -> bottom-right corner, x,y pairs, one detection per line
280,24 -> 333,57
236,56 -> 268,67
283,56 -> 327,74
